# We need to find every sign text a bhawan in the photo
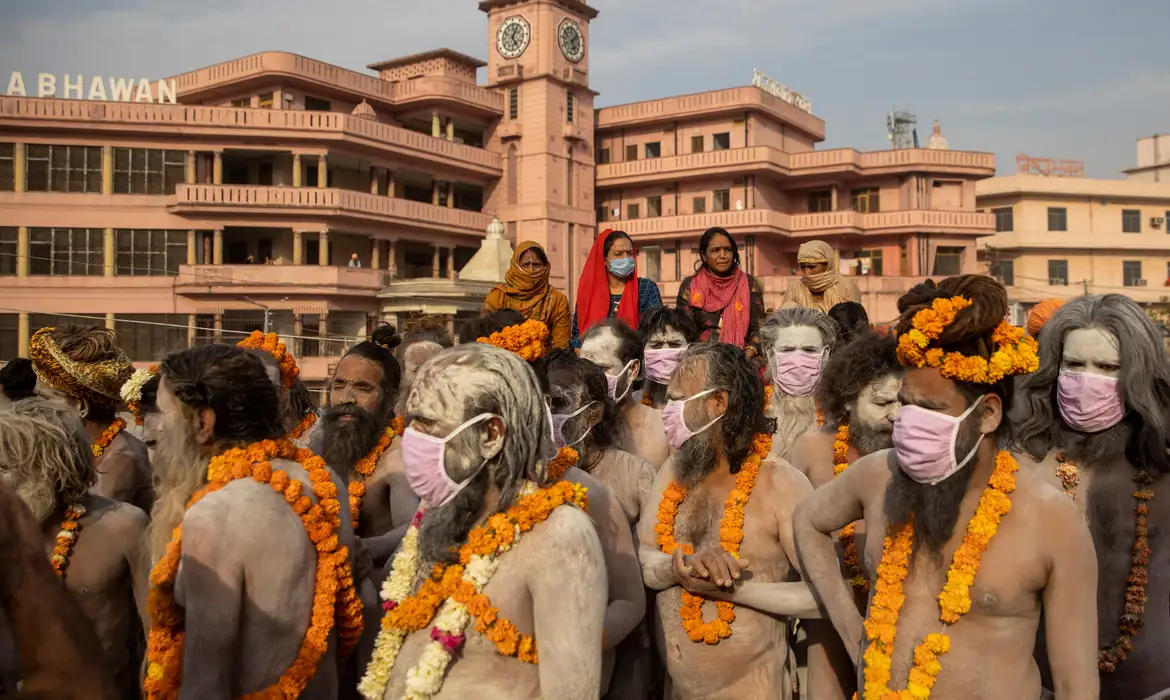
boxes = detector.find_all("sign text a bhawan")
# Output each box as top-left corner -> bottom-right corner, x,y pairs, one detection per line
5,72 -> 177,104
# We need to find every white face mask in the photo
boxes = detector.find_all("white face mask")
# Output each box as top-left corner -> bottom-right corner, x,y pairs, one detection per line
551,401 -> 596,448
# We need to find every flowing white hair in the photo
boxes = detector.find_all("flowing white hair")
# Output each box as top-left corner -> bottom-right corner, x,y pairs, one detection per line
0,397 -> 95,506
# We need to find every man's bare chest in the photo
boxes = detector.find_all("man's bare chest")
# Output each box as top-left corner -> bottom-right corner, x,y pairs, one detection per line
674,490 -> 786,575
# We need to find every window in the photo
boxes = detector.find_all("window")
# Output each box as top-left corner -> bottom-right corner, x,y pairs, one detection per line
643,247 -> 661,282
1123,260 -> 1143,287
850,187 -> 880,213
25,144 -> 102,193
305,96 -> 330,111
626,203 -> 640,220
625,144 -> 638,162
27,228 -> 104,276
1048,259 -> 1069,285
693,196 -> 706,214
0,228 -> 15,275
595,205 -> 607,223
0,314 -> 17,360
566,92 -> 574,124
856,249 -> 883,276
258,92 -> 274,109
990,260 -> 1015,286
1047,207 -> 1067,232
808,190 -> 832,213
508,88 -> 519,119
596,147 -> 610,165
113,149 -> 185,195
647,195 -> 662,217
691,135 -> 704,153
644,142 -> 661,159
0,144 -> 13,191
992,206 -> 1014,232
230,98 -> 250,108
931,246 -> 964,277
115,230 -> 187,276
114,315 -> 190,362
713,133 -> 731,151
713,189 -> 731,212
1122,209 -> 1142,233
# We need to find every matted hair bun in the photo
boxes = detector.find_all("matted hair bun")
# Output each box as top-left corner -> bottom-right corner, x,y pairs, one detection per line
896,274 -> 1008,348
370,323 -> 401,350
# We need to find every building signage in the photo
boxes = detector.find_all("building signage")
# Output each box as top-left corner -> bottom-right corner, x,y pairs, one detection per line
751,69 -> 811,114
5,72 -> 178,104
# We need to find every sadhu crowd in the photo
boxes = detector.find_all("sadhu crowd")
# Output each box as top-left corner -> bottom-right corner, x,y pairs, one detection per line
0,226 -> 1165,700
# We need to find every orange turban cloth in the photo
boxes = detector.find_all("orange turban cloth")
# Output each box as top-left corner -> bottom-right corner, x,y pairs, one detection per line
1027,299 -> 1065,336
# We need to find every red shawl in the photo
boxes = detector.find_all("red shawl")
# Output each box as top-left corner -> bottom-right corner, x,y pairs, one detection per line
576,229 -> 640,334
687,266 -> 750,347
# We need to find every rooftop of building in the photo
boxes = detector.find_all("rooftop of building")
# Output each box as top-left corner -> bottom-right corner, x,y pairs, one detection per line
367,48 -> 487,72
976,173 -> 1170,201
478,0 -> 599,19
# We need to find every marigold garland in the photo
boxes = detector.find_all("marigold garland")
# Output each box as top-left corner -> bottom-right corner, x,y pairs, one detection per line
656,432 -> 772,644
237,330 -> 300,388
861,450 -> 1017,699
391,415 -> 405,436
92,417 -> 126,458
349,425 -> 396,531
144,439 -> 362,699
832,423 -> 868,591
288,412 -> 317,441
476,320 -> 550,361
1054,453 -> 1079,499
895,296 -> 1039,384
50,503 -> 86,580
547,446 -> 579,481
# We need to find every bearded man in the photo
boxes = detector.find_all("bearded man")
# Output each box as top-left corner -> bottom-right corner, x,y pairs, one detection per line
761,307 -> 839,460
780,240 -> 861,313
794,275 -> 1099,700
1011,294 -> 1170,700
394,316 -> 451,420
27,325 -> 153,512
639,307 -> 699,411
361,343 -> 605,699
145,344 -> 361,698
0,398 -> 148,698
637,342 -> 821,699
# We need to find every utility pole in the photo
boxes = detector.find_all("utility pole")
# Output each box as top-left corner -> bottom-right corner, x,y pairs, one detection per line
1082,279 -> 1089,295
243,296 -> 289,334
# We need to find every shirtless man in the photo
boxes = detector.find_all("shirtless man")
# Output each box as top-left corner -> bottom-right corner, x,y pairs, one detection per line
639,307 -> 699,411
581,318 -> 669,469
1011,294 -> 1170,700
638,342 -> 821,699
787,332 -> 902,699
146,344 -> 360,697
794,275 -> 1099,700
760,308 -> 838,460
548,349 -> 656,699
28,325 -> 153,512
364,343 -> 605,699
0,398 -> 148,698
394,318 -> 450,419
237,331 -> 320,445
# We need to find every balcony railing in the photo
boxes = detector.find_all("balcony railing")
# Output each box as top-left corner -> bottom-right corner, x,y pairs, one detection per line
603,209 -> 792,239
789,148 -> 995,172
605,208 -> 994,239
596,86 -> 825,139
596,146 -> 791,185
175,264 -> 385,294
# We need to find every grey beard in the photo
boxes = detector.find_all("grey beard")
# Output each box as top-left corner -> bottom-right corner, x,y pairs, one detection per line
772,391 -> 816,457
1057,421 -> 1131,465
675,431 -> 718,489
849,418 -> 893,458
417,467 -> 490,564
1,472 -> 55,523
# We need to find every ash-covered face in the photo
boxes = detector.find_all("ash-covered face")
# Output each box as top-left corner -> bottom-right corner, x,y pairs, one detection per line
847,373 -> 901,456
1061,327 -> 1120,377
548,367 -> 601,447
142,411 -> 164,463
768,324 -> 825,376
580,327 -> 639,401
405,362 -> 506,485
667,356 -> 724,487
646,325 -> 688,350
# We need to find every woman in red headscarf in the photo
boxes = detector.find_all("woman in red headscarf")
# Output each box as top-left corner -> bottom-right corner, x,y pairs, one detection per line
676,227 -> 764,357
571,229 -> 663,347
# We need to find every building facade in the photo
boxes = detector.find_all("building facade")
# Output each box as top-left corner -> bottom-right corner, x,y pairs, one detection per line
0,0 -> 994,389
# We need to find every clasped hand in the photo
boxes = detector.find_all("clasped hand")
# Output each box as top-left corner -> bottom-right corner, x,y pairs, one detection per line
671,547 -> 750,595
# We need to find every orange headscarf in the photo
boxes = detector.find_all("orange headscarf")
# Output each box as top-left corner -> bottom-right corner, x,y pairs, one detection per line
499,241 -> 555,319
1027,298 -> 1065,336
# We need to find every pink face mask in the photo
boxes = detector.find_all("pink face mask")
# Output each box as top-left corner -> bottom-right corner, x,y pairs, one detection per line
662,388 -> 723,450
606,360 -> 636,402
644,347 -> 686,384
1058,371 -> 1124,433
402,412 -> 495,509
891,398 -> 984,485
773,349 -> 825,397
551,401 -> 596,448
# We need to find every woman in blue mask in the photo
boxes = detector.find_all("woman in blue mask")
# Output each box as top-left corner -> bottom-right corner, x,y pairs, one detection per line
571,229 -> 663,348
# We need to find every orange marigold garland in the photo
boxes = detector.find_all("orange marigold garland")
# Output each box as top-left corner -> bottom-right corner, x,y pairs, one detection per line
476,320 -> 550,362
92,417 -> 126,458
656,432 -> 772,644
288,411 -> 317,441
144,439 -> 362,700
349,426 -> 396,531
50,503 -> 86,580
237,331 -> 300,388
832,423 -> 868,591
861,450 -> 1017,699
896,296 -> 1039,384
547,446 -> 579,481
1054,453 -> 1079,499
391,415 -> 405,436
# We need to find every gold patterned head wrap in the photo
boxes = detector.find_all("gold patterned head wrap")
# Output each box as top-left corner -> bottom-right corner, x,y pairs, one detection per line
28,326 -> 134,415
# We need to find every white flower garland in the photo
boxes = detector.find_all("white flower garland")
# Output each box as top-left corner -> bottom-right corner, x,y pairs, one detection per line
120,367 -> 155,405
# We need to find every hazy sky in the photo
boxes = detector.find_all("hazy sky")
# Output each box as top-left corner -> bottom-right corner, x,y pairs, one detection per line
1,0 -> 1166,178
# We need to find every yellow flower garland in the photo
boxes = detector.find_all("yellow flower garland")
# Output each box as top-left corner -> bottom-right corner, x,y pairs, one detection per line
895,296 -> 1038,384
832,423 -> 868,591
476,320 -> 550,361
862,450 -> 1018,699
92,418 -> 126,458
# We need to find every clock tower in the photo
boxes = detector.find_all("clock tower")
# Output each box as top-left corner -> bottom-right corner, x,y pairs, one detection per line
480,0 -> 598,301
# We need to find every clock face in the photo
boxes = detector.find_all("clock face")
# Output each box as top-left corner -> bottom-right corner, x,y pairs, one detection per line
496,16 -> 531,59
558,19 -> 585,63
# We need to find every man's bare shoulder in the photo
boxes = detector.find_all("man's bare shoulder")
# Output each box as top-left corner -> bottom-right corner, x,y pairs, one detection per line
379,443 -> 405,477
603,448 -> 656,480
108,430 -> 149,462
1012,465 -> 1081,526
760,456 -> 814,502
83,495 -> 148,537
523,504 -> 601,561
790,427 -> 835,455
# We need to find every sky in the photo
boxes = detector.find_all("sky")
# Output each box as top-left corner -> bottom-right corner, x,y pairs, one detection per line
0,0 -> 1166,179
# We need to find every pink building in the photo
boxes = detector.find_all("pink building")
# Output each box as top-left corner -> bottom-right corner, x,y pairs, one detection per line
0,0 -> 994,391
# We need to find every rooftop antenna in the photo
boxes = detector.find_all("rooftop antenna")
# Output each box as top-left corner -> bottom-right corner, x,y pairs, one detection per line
887,108 -> 917,149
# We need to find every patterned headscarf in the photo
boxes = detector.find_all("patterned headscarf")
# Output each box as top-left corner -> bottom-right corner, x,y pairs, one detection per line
28,327 -> 133,414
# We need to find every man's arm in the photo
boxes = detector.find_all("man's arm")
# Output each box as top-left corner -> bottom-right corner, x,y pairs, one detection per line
116,503 -> 152,629
587,476 -> 646,650
636,462 -> 679,591
530,508 -> 606,699
1041,494 -> 1100,700
91,446 -> 142,506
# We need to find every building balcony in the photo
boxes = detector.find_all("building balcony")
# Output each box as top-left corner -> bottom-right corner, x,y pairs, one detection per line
0,274 -> 180,313
788,148 -> 995,177
603,209 -> 792,242
168,185 -> 493,238
596,147 -> 791,187
596,86 -> 825,141
0,97 -> 501,176
982,228 -> 1170,252
173,264 -> 386,297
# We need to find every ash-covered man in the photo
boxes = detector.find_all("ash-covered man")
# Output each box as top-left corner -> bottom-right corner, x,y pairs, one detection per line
794,275 -> 1099,700
639,307 -> 699,412
1011,294 -> 1170,700
787,332 -> 902,700
0,398 -> 148,699
27,325 -> 153,512
145,344 -> 361,698
394,315 -> 452,422
637,342 -> 821,699
761,307 -> 839,460
360,343 -> 605,700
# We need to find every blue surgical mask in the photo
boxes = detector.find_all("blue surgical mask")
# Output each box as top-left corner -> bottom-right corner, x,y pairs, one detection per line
607,257 -> 636,278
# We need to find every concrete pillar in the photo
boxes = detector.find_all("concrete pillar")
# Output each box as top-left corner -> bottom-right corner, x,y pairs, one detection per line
17,313 -> 29,357
186,230 -> 197,265
432,180 -> 440,206
830,187 -> 839,212
369,166 -> 379,195
371,239 -> 380,270
431,245 -> 440,278
213,313 -> 223,343
387,170 -> 396,198
185,151 -> 196,184
318,231 -> 329,266
431,112 -> 441,138
13,143 -> 25,193
317,156 -> 327,188
292,154 -> 302,188
447,182 -> 455,208
101,146 -> 113,195
16,226 -> 28,277
448,246 -> 456,280
445,118 -> 455,141
104,313 -> 115,331
187,314 -> 196,348
293,230 -> 303,265
103,227 -> 115,277
213,229 -> 223,265
446,314 -> 455,337
213,151 -> 223,185
387,239 -> 397,279
292,314 -> 304,357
